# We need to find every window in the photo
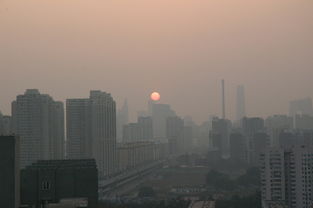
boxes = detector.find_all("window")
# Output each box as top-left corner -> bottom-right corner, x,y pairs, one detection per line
41,181 -> 51,191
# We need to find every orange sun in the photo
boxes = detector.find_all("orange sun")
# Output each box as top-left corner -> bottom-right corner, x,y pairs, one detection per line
150,92 -> 160,101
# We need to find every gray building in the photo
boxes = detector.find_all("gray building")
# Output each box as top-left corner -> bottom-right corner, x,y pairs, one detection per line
66,99 -> 91,159
138,116 -> 153,141
166,116 -> 184,155
289,98 -> 313,116
117,99 -> 129,142
0,136 -> 20,208
123,123 -> 144,142
66,91 -> 116,178
151,103 -> 176,139
230,132 -> 248,163
210,117 -> 231,157
12,89 -> 65,168
20,159 -> 98,208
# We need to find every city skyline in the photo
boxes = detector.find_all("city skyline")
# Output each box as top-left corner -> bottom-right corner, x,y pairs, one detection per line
1,0 -> 313,122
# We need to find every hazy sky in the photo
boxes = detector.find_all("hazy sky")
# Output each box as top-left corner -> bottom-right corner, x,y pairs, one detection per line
0,0 -> 312,123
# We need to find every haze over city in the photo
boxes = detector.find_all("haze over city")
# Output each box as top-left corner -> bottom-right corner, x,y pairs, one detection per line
1,0 -> 313,122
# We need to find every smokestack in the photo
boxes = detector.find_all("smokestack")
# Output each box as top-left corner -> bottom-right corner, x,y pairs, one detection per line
222,79 -> 225,119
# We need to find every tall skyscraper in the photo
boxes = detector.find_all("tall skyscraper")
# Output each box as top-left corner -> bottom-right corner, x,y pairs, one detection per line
12,89 -> 64,168
260,145 -> 313,208
0,136 -> 20,208
236,85 -> 246,121
66,91 -> 116,178
66,98 -> 91,159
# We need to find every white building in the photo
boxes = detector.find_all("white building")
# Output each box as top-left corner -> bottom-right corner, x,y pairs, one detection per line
260,145 -> 313,208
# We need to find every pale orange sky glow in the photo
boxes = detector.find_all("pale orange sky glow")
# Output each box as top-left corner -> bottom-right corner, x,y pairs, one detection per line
0,0 -> 313,122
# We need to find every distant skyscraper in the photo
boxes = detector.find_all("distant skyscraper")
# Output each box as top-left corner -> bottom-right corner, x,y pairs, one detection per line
289,97 -> 313,116
236,85 -> 246,121
152,103 -> 176,139
117,99 -> 129,142
0,136 -> 20,208
66,91 -> 116,178
12,89 -> 64,168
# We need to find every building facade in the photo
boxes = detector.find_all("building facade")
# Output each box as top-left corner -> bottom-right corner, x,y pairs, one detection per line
20,159 -> 98,208
0,136 -> 20,208
260,145 -> 313,208
66,91 -> 116,178
12,89 -> 64,168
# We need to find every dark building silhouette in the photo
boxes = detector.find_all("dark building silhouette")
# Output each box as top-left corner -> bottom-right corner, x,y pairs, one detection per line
20,159 -> 98,208
0,136 -> 20,208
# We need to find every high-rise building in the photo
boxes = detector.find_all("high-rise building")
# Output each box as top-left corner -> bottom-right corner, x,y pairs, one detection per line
66,99 -> 91,159
210,117 -> 231,157
265,115 -> 293,146
12,89 -> 64,168
123,123 -> 143,142
166,116 -> 184,155
117,99 -> 129,142
251,132 -> 270,164
0,136 -> 20,208
294,114 -> 313,130
230,132 -> 248,163
279,129 -> 313,148
289,98 -> 313,116
66,91 -> 116,178
260,145 -> 313,208
236,85 -> 246,121
138,116 -> 153,140
183,126 -> 193,153
241,117 -> 265,135
152,103 -> 176,139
